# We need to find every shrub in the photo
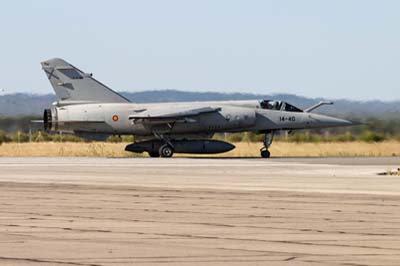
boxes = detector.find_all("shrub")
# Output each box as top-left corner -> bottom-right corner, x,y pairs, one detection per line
333,132 -> 356,142
107,135 -> 122,143
287,132 -> 322,143
360,131 -> 386,142
32,131 -> 53,142
242,132 -> 264,142
121,135 -> 134,142
12,131 -> 30,143
52,133 -> 85,142
227,133 -> 244,142
0,130 -> 11,143
212,133 -> 225,141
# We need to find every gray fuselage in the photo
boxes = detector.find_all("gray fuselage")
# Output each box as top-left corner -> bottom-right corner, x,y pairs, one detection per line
46,100 -> 353,137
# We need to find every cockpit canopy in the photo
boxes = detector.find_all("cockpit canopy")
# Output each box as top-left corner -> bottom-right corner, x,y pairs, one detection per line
260,100 -> 303,112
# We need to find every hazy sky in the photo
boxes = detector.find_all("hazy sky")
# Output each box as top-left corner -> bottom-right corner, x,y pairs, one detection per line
0,0 -> 399,100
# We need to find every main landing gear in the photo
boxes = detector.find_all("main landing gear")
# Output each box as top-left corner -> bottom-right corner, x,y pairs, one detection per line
147,144 -> 174,158
147,133 -> 174,158
159,144 -> 174,158
260,131 -> 274,158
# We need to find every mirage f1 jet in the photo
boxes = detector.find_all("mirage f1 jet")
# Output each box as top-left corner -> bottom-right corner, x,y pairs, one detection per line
40,58 -> 357,158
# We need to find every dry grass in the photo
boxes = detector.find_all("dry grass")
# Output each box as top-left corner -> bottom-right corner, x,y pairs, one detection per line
0,142 -> 137,158
228,141 -> 400,157
0,141 -> 399,157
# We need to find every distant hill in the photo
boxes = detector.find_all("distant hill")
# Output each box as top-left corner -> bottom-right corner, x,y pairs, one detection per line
0,90 -> 399,119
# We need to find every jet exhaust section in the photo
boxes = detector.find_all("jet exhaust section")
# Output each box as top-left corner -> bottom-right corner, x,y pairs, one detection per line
43,109 -> 52,131
43,107 -> 63,132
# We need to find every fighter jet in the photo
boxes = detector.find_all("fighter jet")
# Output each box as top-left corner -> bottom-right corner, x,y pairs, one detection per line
40,58 -> 357,158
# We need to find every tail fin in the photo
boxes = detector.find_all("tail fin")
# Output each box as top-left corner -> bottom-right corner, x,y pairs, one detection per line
41,58 -> 130,103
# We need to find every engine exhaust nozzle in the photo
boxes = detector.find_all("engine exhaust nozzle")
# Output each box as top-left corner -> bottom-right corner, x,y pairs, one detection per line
43,109 -> 52,131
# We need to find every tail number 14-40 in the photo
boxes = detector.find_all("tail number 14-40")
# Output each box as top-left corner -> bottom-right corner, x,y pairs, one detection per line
280,116 -> 296,122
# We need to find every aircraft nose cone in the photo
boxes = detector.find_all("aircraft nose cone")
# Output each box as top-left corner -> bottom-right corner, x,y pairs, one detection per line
310,114 -> 360,128
347,120 -> 363,126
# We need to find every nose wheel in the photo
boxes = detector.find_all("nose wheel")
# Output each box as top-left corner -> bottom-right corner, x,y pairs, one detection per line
260,149 -> 270,158
260,131 -> 274,158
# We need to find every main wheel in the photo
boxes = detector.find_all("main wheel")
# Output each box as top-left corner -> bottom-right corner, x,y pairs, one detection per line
260,150 -> 270,158
148,151 -> 160,158
159,145 -> 174,158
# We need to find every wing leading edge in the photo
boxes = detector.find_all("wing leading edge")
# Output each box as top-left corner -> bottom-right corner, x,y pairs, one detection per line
129,106 -> 220,124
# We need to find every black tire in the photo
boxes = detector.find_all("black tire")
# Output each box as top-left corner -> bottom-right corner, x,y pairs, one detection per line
148,151 -> 160,158
159,145 -> 174,158
261,150 -> 270,158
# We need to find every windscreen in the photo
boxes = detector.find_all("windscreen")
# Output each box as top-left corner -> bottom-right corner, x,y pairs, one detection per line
283,103 -> 303,112
260,100 -> 282,110
260,100 -> 303,112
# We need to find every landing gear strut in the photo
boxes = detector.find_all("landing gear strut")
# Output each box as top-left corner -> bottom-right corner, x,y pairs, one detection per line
260,131 -> 274,158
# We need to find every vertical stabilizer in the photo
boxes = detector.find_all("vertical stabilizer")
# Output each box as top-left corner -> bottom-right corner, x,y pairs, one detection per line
41,58 -> 130,103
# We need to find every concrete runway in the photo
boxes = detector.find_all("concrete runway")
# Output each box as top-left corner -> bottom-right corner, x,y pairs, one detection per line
0,157 -> 399,265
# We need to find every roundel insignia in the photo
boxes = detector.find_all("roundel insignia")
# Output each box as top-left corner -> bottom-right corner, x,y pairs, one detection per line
112,115 -> 119,122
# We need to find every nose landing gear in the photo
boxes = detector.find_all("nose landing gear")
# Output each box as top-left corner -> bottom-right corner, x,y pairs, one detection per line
260,131 -> 274,158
